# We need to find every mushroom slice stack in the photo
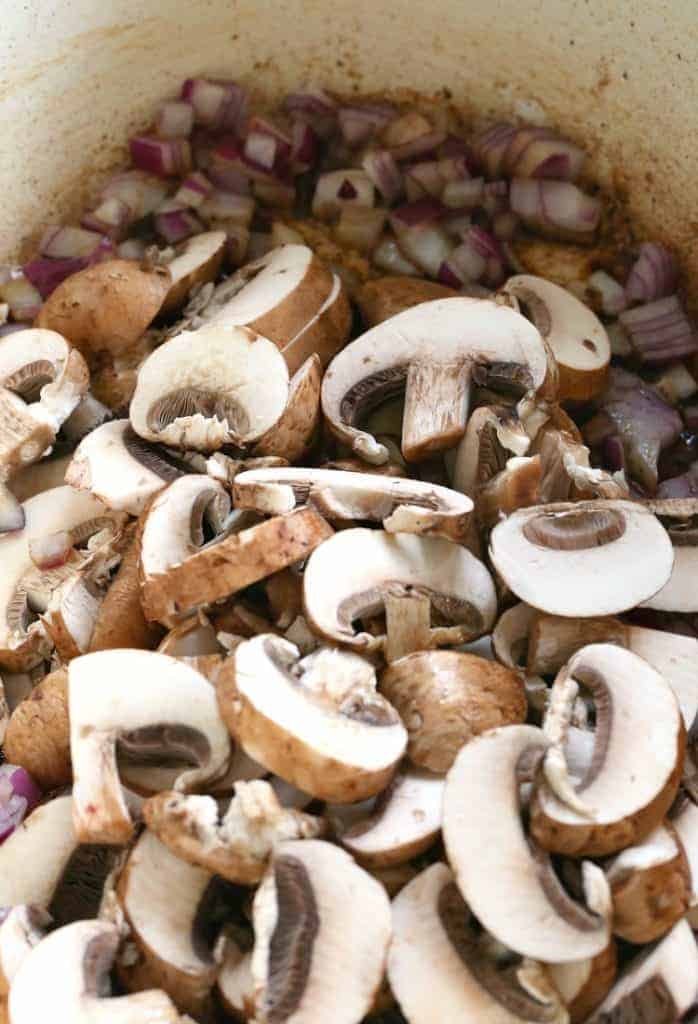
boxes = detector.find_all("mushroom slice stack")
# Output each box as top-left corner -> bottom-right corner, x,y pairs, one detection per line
303,527 -> 497,654
530,644 -> 684,857
544,944 -> 617,1024
233,466 -> 473,541
130,323 -> 290,451
251,354 -> 322,463
0,328 -> 89,476
251,839 -> 391,1024
502,275 -> 610,401
220,635 -> 407,802
333,767 -> 444,867
443,724 -> 612,962
321,296 -> 552,464
142,779 -> 325,884
69,648 -> 232,843
388,862 -> 568,1024
641,499 -> 698,613
0,905 -> 50,1000
140,475 -> 332,627
8,919 -> 181,1024
115,830 -> 220,1018
159,230 -> 227,317
0,485 -> 117,670
489,500 -> 674,617
604,821 -> 690,943
66,419 -> 187,515
0,795 -> 77,908
452,403 -> 532,498
587,919 -> 698,1024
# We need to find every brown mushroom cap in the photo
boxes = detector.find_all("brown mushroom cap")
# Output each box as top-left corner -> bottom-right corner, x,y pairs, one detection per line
380,650 -> 526,773
545,943 -> 617,1024
356,276 -> 458,327
3,667 -> 71,788
251,354 -> 322,463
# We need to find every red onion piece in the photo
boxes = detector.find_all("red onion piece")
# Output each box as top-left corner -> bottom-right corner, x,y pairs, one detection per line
481,180 -> 509,215
117,238 -> 148,260
335,207 -> 387,253
462,226 -> 507,287
0,323 -> 27,338
181,78 -> 248,133
200,191 -> 256,226
338,104 -> 396,146
404,161 -> 444,201
284,88 -> 337,137
442,177 -> 484,210
254,180 -> 296,208
657,461 -> 698,499
174,171 -> 213,209
603,435 -> 626,473
24,257 -> 87,299
101,170 -> 169,219
81,197 -> 132,240
390,198 -> 445,228
154,205 -> 204,244
437,260 -> 464,288
440,134 -> 473,160
245,117 -> 292,175
0,275 -> 42,320
208,140 -> 252,193
39,226 -> 105,260
390,201 -> 451,277
130,135 -> 191,178
508,129 -> 586,181
587,269 -> 628,316
156,100 -> 194,139
290,120 -> 318,173
510,178 -> 601,239
390,129 -> 447,163
362,150 -> 403,204
0,765 -> 41,844
471,123 -> 518,177
625,243 -> 679,304
373,237 -> 420,276
684,405 -> 698,433
29,530 -> 73,570
437,155 -> 471,184
619,295 -> 698,365
312,170 -> 375,220
492,210 -> 519,241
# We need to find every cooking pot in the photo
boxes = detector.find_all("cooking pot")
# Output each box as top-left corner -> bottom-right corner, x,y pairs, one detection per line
1,0 -> 696,284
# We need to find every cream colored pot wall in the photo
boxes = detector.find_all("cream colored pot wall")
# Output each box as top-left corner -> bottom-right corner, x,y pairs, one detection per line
1,0 -> 696,279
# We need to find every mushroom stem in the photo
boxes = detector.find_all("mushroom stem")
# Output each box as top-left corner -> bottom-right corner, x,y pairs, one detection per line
402,360 -> 471,462
384,589 -> 432,663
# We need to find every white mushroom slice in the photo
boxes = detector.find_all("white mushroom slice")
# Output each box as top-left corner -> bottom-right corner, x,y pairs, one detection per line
0,905 -> 50,995
219,635 -> 407,803
322,297 -> 551,465
8,452 -> 71,502
217,946 -> 255,1021
0,796 -> 77,908
0,328 -> 89,474
530,644 -> 684,857
8,919 -> 181,1023
252,354 -> 322,462
251,839 -> 391,1024
335,768 -> 444,868
604,822 -> 690,944
533,427 -> 626,503
233,467 -> 473,541
672,798 -> 698,916
544,944 -> 617,1024
0,486 -> 114,670
115,830 -> 219,1018
389,862 -> 568,1024
69,649 -> 232,843
41,571 -> 103,661
303,527 -> 497,652
0,481 -> 23,536
66,419 -> 187,514
588,919 -> 698,1024
641,512 -> 698,612
130,323 -> 289,451
160,230 -> 227,316
157,616 -> 221,658
142,779 -> 325,884
489,500 -> 674,617
503,275 -> 610,401
278,271 -> 351,375
443,724 -> 611,962
452,403 -> 532,498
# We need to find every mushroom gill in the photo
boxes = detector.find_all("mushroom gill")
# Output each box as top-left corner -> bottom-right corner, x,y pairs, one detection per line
264,856 -> 319,1024
522,507 -> 626,551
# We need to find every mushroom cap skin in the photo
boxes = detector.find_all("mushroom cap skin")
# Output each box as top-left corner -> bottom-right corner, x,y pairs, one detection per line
489,500 -> 674,617
380,650 -> 527,773
8,919 -> 181,1024
530,644 -> 685,857
69,648 -> 232,843
35,258 -> 172,361
302,527 -> 497,651
8,452 -> 72,502
3,667 -> 71,788
356,276 -> 458,327
389,862 -> 570,1024
277,270 -> 352,375
233,466 -> 473,541
443,724 -> 612,963
251,354 -> 322,463
0,485 -> 113,671
605,821 -> 691,944
503,275 -> 610,401
160,230 -> 227,317
0,904 -> 50,996
129,323 -> 290,452
586,918 -> 698,1024
219,634 -> 407,803
321,296 -> 552,465
336,767 -> 444,868
0,795 -> 77,908
88,525 -> 161,653
544,943 -> 617,1024
251,838 -> 392,1024
66,419 -> 185,515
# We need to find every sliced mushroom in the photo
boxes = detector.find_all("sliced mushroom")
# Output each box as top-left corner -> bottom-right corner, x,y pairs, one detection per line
251,838 -> 391,1023
503,275 -> 610,401
333,767 -> 444,868
303,527 -> 497,653
388,861 -> 568,1024
115,829 -> 220,1018
8,918 -> 181,1023
443,724 -> 612,962
66,419 -> 187,514
641,505 -> 698,613
380,649 -> 526,773
530,644 -> 684,857
476,455 -> 543,530
533,427 -> 626,503
157,615 -> 221,658
217,945 -> 255,1022
130,323 -> 290,451
143,779 -> 325,884
489,500 -> 674,617
4,667 -> 70,787
69,648 -> 232,843
587,918 -> 698,1024
160,230 -> 227,316
0,795 -> 76,908
233,467 -> 473,541
544,944 -> 617,1024
0,483 -> 24,536
356,275 -> 458,327
671,797 -> 698,914
41,572 -> 103,661
251,354 -> 322,462
61,392 -> 112,443
219,635 -> 407,802
452,403 -> 532,499
605,821 -> 690,944
8,452 -> 72,502
140,476 -> 332,626
0,905 -> 50,996
277,271 -> 351,375
89,524 -> 161,652
322,297 -> 552,464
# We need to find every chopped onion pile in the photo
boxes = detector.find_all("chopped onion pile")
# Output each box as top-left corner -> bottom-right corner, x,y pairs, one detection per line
0,765 -> 41,843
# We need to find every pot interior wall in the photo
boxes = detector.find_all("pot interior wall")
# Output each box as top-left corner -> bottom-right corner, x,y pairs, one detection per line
1,0 -> 696,288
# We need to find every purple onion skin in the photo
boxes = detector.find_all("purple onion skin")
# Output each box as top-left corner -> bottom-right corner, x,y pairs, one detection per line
0,766 -> 41,844
657,460 -> 698,499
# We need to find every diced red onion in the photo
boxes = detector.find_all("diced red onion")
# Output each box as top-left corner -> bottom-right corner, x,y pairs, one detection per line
437,155 -> 471,184
290,120 -> 318,173
587,269 -> 628,316
200,191 -> 256,226
29,530 -> 73,570
39,226 -> 105,260
174,171 -> 214,209
362,150 -> 403,204
181,78 -> 248,133
154,205 -> 204,244
440,134 -> 473,160
338,103 -> 396,146
390,198 -> 445,229
24,258 -> 87,299
390,201 -> 451,277
684,405 -> 698,433
619,294 -> 697,365
492,211 -> 519,241
0,765 -> 41,843
0,275 -> 42,320
603,435 -> 626,473
471,123 -> 518,177
254,180 -> 296,208
657,431 -> 698,481
481,180 -> 508,215
101,170 -> 168,219
510,178 -> 601,238
284,88 -> 337,137
625,243 -> 679,305
437,260 -> 464,288
0,323 -> 26,338
390,129 -> 447,163
459,226 -> 507,287
117,238 -> 148,260
208,140 -> 252,193
155,100 -> 194,139
312,170 -> 375,220
130,135 -> 191,178
404,161 -> 443,201
442,211 -> 473,238
81,197 -> 132,240
442,177 -> 484,210
508,129 -> 586,181
244,117 -> 292,176
657,461 -> 698,499
335,207 -> 387,252
372,237 -> 420,276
